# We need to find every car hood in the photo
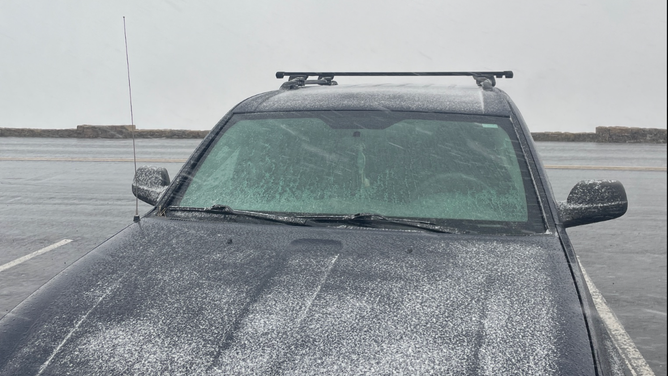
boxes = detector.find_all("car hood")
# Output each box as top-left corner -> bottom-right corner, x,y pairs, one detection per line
0,217 -> 593,375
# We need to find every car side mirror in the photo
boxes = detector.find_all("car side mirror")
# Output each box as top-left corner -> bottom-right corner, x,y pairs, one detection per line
132,166 -> 170,206
557,180 -> 628,228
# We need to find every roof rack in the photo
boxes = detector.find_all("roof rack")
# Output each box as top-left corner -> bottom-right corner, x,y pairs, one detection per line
276,71 -> 513,90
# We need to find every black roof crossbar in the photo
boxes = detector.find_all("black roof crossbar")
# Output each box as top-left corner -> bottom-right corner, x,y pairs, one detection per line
276,71 -> 513,89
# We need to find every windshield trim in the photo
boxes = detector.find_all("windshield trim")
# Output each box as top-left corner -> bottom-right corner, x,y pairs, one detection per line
164,110 -> 546,235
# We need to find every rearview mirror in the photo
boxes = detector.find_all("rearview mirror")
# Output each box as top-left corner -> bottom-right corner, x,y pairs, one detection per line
132,166 -> 170,206
558,180 -> 628,228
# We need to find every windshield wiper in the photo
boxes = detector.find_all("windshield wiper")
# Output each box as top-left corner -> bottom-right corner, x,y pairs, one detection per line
299,212 -> 463,234
167,207 -> 463,233
167,205 -> 313,226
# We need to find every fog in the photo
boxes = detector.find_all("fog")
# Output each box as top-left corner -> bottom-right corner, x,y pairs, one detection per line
0,0 -> 666,132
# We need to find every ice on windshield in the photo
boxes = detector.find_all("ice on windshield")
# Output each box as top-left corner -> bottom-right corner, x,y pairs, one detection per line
179,112 -> 528,222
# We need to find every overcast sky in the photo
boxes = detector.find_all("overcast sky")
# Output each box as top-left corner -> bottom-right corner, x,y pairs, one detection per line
0,0 -> 666,132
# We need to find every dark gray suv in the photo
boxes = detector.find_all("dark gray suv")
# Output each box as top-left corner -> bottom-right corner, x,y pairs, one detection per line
0,72 -> 630,375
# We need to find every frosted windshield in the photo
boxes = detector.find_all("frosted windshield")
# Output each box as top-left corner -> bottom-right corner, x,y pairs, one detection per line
179,112 -> 534,223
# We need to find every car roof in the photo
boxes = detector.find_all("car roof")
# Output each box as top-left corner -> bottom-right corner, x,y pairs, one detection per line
233,84 -> 515,117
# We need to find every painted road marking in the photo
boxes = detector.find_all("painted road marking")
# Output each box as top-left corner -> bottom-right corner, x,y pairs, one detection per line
579,259 -> 655,376
0,239 -> 73,273
1,157 -> 666,171
642,308 -> 667,317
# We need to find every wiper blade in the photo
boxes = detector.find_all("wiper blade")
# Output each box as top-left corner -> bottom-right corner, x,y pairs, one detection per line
300,212 -> 462,234
168,205 -> 312,226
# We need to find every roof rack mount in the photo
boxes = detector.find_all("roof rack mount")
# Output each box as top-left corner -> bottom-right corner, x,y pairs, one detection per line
276,71 -> 513,89
276,71 -> 513,79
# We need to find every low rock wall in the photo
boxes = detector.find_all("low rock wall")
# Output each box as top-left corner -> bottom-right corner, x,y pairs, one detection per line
531,126 -> 666,143
594,126 -> 667,143
530,132 -> 599,142
0,125 -> 665,143
0,125 -> 209,139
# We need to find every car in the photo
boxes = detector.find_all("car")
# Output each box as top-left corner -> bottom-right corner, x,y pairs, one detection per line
0,71 -> 631,375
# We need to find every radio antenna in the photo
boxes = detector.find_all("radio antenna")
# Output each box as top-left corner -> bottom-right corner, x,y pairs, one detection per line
123,16 -> 140,223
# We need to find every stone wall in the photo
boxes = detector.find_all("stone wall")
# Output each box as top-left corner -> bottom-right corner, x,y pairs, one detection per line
0,127 -> 80,138
531,126 -> 666,143
1,125 -> 666,143
529,131 -> 599,142
594,126 -> 667,143
0,125 -> 209,139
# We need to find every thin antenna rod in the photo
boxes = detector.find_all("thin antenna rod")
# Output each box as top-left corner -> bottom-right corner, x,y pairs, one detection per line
123,16 -> 140,223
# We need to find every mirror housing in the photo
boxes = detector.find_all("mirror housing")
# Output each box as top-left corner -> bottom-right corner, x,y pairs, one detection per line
558,180 -> 628,228
132,166 -> 170,206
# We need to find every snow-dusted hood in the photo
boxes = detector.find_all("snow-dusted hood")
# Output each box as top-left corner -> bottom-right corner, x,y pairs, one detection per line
0,217 -> 594,375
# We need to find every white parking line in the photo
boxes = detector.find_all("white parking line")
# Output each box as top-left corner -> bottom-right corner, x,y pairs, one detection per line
578,259 -> 656,376
642,309 -> 667,317
0,239 -> 73,273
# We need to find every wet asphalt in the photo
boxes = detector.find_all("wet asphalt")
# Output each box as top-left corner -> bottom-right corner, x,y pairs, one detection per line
0,138 -> 666,375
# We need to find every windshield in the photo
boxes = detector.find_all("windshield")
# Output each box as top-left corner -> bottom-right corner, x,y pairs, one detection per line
174,111 -> 544,233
